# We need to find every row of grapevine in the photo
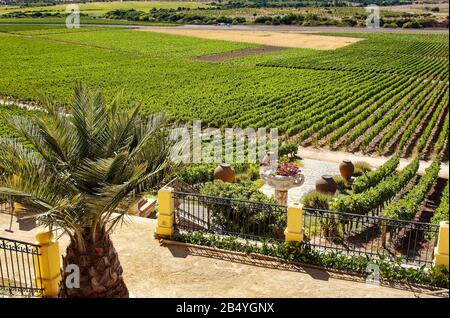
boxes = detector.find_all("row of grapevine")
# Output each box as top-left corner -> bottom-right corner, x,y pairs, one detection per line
415,90 -> 449,156
332,159 -> 419,215
239,71 -> 373,129
305,76 -> 408,142
431,182 -> 449,225
347,78 -> 431,151
375,80 -> 442,152
0,28 -> 448,160
384,160 -> 441,220
352,155 -> 400,194
262,72 -> 377,131
432,112 -> 449,158
261,50 -> 448,78
327,77 -> 419,145
395,83 -> 449,154
283,73 -> 391,137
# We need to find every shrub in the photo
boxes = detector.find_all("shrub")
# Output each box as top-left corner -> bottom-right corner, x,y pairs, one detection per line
278,141 -> 298,158
333,175 -> 351,193
177,164 -> 213,185
199,181 -> 286,238
353,161 -> 372,177
244,164 -> 260,181
301,191 -> 333,210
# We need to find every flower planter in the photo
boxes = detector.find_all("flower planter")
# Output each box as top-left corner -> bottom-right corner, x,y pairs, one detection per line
260,172 -> 305,191
260,165 -> 305,205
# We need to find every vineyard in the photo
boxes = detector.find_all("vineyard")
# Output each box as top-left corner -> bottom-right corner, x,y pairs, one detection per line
0,20 -> 449,295
0,25 -> 448,161
331,154 -> 448,234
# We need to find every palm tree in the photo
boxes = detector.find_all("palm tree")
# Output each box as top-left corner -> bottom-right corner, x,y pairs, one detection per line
0,83 -> 178,297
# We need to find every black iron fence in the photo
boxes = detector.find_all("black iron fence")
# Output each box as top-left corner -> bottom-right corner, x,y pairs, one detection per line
173,191 -> 287,242
303,207 -> 439,267
0,237 -> 43,297
172,191 -> 440,267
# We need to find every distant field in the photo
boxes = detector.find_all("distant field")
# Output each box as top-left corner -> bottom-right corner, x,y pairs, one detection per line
0,24 -> 448,160
0,17 -> 177,26
140,28 -> 363,49
0,1 -> 209,15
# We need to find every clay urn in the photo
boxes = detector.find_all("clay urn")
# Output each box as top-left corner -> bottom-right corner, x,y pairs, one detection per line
315,175 -> 337,195
339,160 -> 354,180
213,163 -> 236,183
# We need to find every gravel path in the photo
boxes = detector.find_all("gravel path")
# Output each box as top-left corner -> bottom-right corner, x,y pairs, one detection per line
297,146 -> 449,179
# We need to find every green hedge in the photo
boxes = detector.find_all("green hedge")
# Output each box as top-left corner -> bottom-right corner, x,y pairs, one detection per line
174,231 -> 449,288
199,181 -> 286,238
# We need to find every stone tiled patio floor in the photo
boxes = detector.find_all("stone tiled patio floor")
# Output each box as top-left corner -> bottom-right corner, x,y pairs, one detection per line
0,213 -> 440,298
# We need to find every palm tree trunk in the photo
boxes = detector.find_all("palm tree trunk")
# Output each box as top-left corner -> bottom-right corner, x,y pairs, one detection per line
59,229 -> 129,298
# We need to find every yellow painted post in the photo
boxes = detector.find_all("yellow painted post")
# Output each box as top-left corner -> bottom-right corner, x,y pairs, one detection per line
35,231 -> 61,297
433,221 -> 449,270
155,186 -> 175,238
284,203 -> 304,243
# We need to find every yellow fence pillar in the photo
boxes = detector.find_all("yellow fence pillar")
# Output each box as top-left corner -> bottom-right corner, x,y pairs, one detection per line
434,221 -> 449,270
155,186 -> 175,238
284,203 -> 304,243
35,231 -> 61,297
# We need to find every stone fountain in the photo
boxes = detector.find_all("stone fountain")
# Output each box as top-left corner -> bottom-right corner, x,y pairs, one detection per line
260,153 -> 305,205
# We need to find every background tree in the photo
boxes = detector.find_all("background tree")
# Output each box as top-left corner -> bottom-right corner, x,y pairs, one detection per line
0,83 -> 179,297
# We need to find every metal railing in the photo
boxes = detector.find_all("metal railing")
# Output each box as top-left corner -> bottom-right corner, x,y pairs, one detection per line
303,207 -> 439,267
173,191 -> 287,242
171,190 -> 440,267
0,237 -> 43,297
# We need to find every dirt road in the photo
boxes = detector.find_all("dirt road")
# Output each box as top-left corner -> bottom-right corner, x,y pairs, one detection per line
141,24 -> 449,35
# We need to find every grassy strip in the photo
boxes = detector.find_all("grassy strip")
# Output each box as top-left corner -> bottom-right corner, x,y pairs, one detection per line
174,231 -> 449,288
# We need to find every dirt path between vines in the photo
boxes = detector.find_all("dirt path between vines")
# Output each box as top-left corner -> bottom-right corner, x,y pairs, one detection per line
0,214 -> 444,298
297,146 -> 449,179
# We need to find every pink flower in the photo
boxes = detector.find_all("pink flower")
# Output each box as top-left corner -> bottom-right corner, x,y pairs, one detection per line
276,162 -> 300,177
